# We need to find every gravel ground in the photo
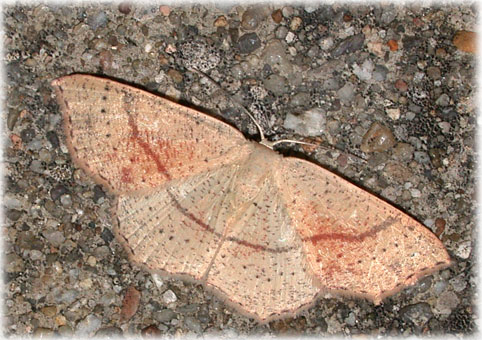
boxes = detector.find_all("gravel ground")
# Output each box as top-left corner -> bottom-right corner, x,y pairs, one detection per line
3,2 -> 477,337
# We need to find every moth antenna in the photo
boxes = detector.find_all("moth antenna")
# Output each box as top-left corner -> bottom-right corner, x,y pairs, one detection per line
189,67 -> 366,163
188,67 -> 267,142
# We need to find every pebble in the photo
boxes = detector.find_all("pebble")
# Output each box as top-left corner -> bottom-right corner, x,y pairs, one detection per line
331,33 -> 365,57
283,108 -> 326,137
290,92 -> 310,108
290,16 -> 302,31
400,303 -> 433,328
262,40 -> 292,75
392,143 -> 414,162
387,39 -> 398,51
213,16 -> 227,28
96,326 -> 123,336
60,194 -> 73,208
353,59 -> 374,82
393,79 -> 408,93
360,122 -> 396,153
453,30 -> 476,53
43,230 -> 65,247
426,66 -> 441,80
53,288 -> 79,304
337,82 -> 356,105
237,33 -> 261,54
241,8 -> 264,31
87,11 -> 108,30
386,108 -> 400,120
319,36 -> 334,51
435,291 -> 460,315
184,316 -> 203,333
154,309 -> 177,323
263,74 -> 287,96
271,9 -> 282,23
373,64 -> 389,81
435,93 -> 450,106
41,306 -> 57,317
455,240 -> 472,259
163,289 -> 178,304
449,274 -> 467,293
118,2 -> 131,15
76,314 -> 102,336
120,286 -> 141,322
141,325 -> 162,336
275,26 -> 288,39
414,151 -> 430,164
434,280 -> 448,295
6,253 -> 24,273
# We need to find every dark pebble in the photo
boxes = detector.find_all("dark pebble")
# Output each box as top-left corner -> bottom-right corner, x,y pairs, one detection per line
50,184 -> 69,201
400,302 -> 433,328
96,326 -> 123,336
101,227 -> 115,244
20,127 -> 36,143
46,131 -> 60,148
7,108 -> 20,130
331,33 -> 365,57
6,209 -> 22,221
402,35 -> 423,50
93,185 -> 106,203
237,32 -> 261,54
118,2 -> 131,15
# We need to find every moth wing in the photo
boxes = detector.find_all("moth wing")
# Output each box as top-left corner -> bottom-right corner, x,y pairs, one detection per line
276,157 -> 451,303
52,74 -> 252,194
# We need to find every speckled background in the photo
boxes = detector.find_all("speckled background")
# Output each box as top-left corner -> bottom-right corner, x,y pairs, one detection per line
3,2 -> 477,337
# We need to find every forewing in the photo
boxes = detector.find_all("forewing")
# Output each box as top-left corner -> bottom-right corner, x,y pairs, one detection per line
276,158 -> 451,303
52,74 -> 251,194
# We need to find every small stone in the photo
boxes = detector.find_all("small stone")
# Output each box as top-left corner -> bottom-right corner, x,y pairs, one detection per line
283,108 -> 326,137
184,316 -> 203,333
373,64 -> 389,82
241,8 -> 264,31
331,33 -> 365,57
414,151 -> 430,164
87,255 -> 97,267
41,306 -> 57,317
6,253 -> 24,273
450,274 -> 468,292
434,218 -> 446,237
154,309 -> 177,323
435,291 -> 460,315
353,59 -> 374,82
337,82 -> 356,105
263,74 -> 287,96
435,94 -> 450,106
141,325 -> 161,336
237,33 -> 261,54
426,66 -> 441,80
96,327 -> 123,336
88,11 -> 108,30
360,122 -> 396,153
395,79 -> 408,92
213,16 -> 227,28
120,286 -> 141,322
163,289 -> 178,304
60,194 -> 72,208
434,280 -> 448,295
400,303 -> 433,328
290,92 -> 310,108
386,108 -> 400,120
271,9 -> 282,23
290,16 -> 302,31
159,5 -> 170,16
76,314 -> 102,336
33,328 -> 54,337
100,227 -> 114,243
453,30 -> 476,54
43,230 -> 65,247
455,240 -> 472,259
167,69 -> 183,84
118,2 -> 131,15
387,39 -> 398,51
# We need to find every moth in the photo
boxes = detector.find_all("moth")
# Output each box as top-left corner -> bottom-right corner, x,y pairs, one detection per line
52,74 -> 451,322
